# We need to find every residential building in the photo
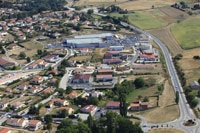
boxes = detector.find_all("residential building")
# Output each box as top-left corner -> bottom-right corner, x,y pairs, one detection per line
106,101 -> 120,109
0,101 -> 9,109
80,105 -> 98,116
79,48 -> 89,53
97,69 -> 113,74
28,85 -> 42,94
116,66 -> 130,71
58,107 -> 74,115
28,120 -> 42,131
109,46 -> 124,51
32,75 -> 44,84
129,100 -> 148,111
190,81 -> 200,90
0,128 -> 11,133
11,102 -> 25,110
42,54 -> 59,63
139,54 -> 155,62
103,59 -> 122,65
68,91 -> 78,99
73,68 -> 84,75
96,75 -> 113,82
0,56 -> 15,68
72,74 -> 91,84
6,43 -> 20,51
18,82 -> 29,90
6,118 -> 28,127
47,98 -> 69,108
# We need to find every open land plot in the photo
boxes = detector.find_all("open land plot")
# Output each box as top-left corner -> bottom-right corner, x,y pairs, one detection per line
123,74 -> 165,103
110,11 -> 168,30
148,24 -> 183,55
159,6 -> 189,23
171,17 -> 200,49
135,80 -> 179,123
178,47 -> 200,84
149,127 -> 184,133
70,55 -> 92,62
7,39 -> 47,64
118,0 -> 175,10
74,0 -> 128,7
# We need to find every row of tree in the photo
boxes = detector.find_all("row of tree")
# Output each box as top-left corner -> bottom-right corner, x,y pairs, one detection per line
56,111 -> 143,133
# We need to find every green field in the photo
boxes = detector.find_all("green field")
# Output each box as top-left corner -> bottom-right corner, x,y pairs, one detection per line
110,11 -> 168,30
171,18 -> 200,49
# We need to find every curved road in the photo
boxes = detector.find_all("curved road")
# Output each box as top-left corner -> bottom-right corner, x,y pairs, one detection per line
120,22 -> 200,133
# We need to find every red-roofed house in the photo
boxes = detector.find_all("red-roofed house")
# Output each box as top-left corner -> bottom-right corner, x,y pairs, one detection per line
79,48 -> 89,53
106,101 -> 120,109
103,59 -> 122,65
96,75 -> 113,82
6,118 -> 28,127
80,105 -> 98,116
129,100 -> 148,111
0,128 -> 11,133
28,120 -> 42,131
42,88 -> 54,94
0,56 -> 15,68
139,54 -> 155,61
28,85 -> 42,94
47,98 -> 69,108
32,75 -> 44,84
18,82 -> 29,90
58,107 -> 74,115
68,91 -> 78,99
42,54 -> 59,63
97,69 -> 113,74
73,68 -> 84,75
72,74 -> 90,84
6,88 -> 12,92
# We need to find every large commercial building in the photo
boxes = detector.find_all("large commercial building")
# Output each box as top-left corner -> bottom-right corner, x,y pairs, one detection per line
63,33 -> 113,48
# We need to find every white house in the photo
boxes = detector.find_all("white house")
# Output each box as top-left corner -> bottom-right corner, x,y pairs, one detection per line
6,118 -> 28,127
28,120 -> 42,131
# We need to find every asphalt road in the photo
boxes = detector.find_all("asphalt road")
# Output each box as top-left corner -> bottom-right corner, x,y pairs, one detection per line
120,22 -> 200,133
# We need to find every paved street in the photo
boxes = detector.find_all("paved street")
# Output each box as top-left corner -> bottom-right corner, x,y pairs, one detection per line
120,21 -> 200,133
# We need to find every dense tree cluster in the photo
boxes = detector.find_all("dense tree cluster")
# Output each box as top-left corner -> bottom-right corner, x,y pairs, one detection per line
0,0 -> 66,20
56,111 -> 143,133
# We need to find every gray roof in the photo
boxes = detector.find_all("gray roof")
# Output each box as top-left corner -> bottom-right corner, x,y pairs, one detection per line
74,33 -> 113,39
64,38 -> 103,44
190,81 -> 199,86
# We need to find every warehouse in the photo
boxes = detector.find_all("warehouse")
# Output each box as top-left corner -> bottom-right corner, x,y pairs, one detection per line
62,33 -> 114,48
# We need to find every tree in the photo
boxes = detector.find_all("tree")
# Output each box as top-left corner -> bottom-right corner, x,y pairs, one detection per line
66,86 -> 73,94
119,93 -> 128,117
58,118 -> 73,129
143,96 -> 149,102
191,99 -> 198,108
134,77 -> 145,89
106,111 -> 118,133
117,117 -> 143,133
77,122 -> 91,133
19,52 -> 26,59
175,91 -> 179,104
44,115 -> 52,124
87,9 -> 94,15
47,123 -> 52,130
87,114 -> 93,129
57,109 -> 67,118
26,57 -> 31,63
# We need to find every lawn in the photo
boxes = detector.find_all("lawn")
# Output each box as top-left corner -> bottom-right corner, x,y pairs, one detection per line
110,11 -> 167,30
171,18 -> 200,49
135,81 -> 179,123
